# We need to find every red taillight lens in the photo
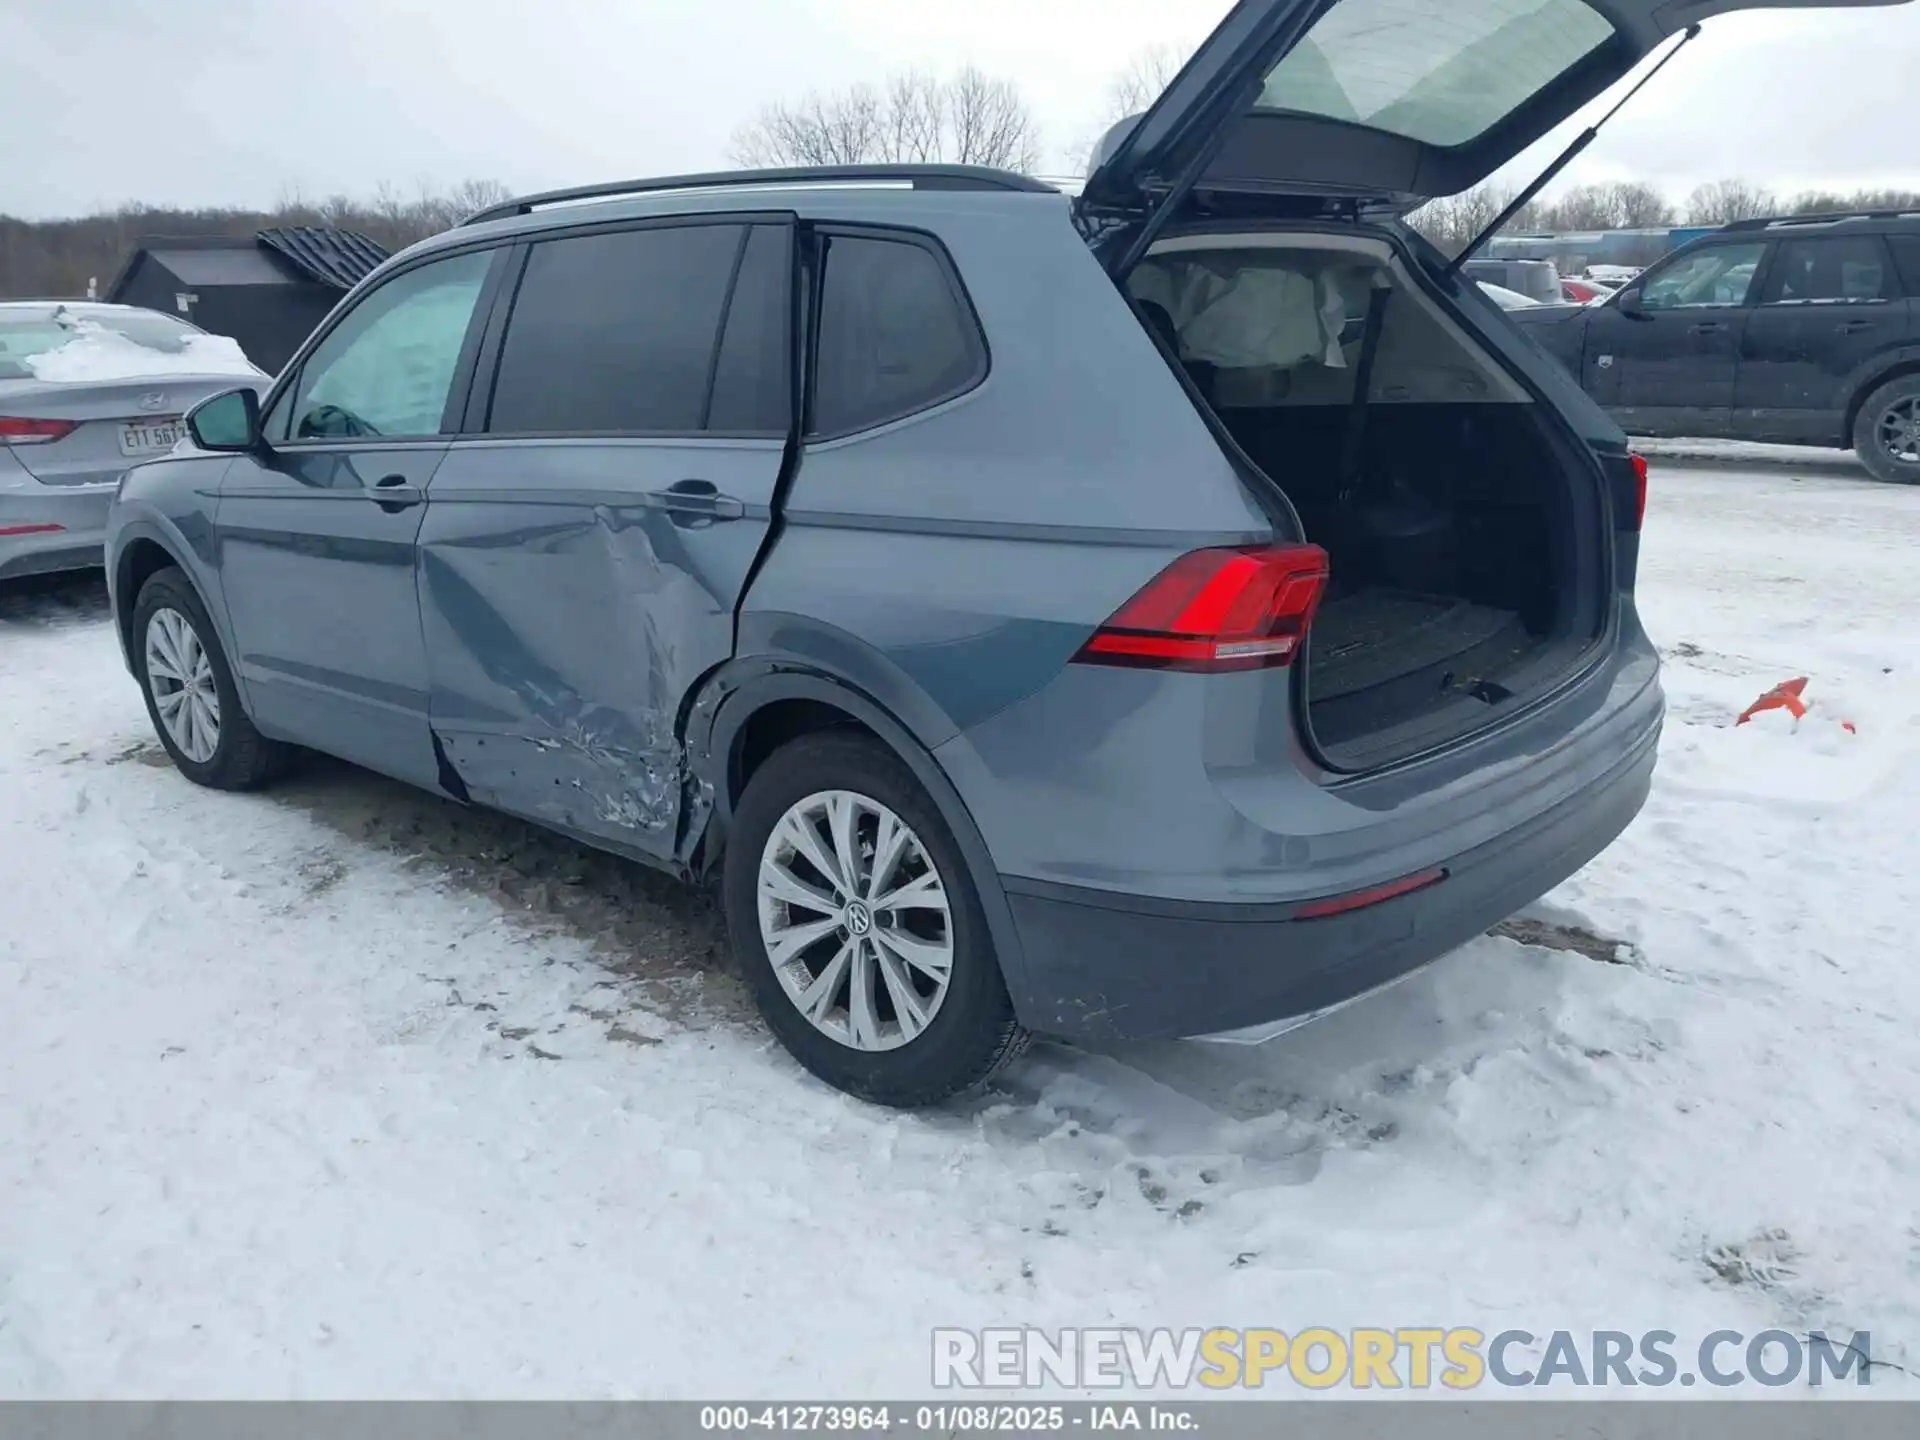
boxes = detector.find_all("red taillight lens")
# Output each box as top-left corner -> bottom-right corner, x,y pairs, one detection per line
1629,452 -> 1648,530
0,416 -> 79,445
1075,543 -> 1330,673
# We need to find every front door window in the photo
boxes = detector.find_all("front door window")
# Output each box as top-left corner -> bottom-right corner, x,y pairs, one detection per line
1638,244 -> 1766,311
269,250 -> 492,442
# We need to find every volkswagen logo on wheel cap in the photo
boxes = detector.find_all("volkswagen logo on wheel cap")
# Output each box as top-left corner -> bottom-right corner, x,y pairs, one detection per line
844,901 -> 874,937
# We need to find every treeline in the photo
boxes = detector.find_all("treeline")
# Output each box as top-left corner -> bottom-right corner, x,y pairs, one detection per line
1412,178 -> 1920,258
10,152 -> 1920,302
0,180 -> 510,301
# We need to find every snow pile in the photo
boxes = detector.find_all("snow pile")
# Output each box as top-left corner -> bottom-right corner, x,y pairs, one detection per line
23,321 -> 260,383
2,459 -> 1920,1398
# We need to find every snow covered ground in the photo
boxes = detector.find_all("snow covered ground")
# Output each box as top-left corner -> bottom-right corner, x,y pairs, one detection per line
3,453 -> 1918,1399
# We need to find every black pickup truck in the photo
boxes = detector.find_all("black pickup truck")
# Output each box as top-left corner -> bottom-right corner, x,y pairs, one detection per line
1507,212 -> 1920,483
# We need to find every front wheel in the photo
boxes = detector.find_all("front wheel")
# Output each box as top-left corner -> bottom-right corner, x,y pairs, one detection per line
1852,375 -> 1920,485
133,566 -> 290,790
722,732 -> 1027,1107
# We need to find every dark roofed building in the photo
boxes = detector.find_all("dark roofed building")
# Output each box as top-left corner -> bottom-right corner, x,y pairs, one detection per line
105,226 -> 389,374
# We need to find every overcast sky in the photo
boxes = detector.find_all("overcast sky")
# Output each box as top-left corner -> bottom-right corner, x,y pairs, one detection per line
3,0 -> 1919,219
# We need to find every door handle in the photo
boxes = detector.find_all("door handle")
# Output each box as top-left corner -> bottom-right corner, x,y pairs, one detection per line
1839,320 -> 1877,333
1688,321 -> 1728,335
369,473 -> 423,512
649,479 -> 745,524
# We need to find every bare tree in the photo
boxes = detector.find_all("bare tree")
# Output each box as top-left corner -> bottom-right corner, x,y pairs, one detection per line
1686,178 -> 1777,226
730,69 -> 1041,172
1407,182 -> 1514,257
884,72 -> 946,164
1786,186 -> 1920,216
946,67 -> 1042,172
1544,183 -> 1620,231
1073,43 -> 1187,173
1605,181 -> 1676,228
1104,43 -> 1185,124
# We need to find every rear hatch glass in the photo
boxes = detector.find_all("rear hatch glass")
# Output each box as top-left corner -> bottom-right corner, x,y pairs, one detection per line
1258,0 -> 1613,148
1080,0 -> 1913,223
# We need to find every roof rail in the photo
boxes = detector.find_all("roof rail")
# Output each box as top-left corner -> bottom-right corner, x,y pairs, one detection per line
1722,210 -> 1920,232
462,165 -> 1058,227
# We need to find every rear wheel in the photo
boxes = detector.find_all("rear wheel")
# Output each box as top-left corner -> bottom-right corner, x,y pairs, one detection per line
723,732 -> 1026,1107
133,566 -> 289,790
1853,375 -> 1920,485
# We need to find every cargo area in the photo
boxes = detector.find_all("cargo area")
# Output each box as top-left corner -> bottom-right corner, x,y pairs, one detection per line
1129,234 -> 1602,770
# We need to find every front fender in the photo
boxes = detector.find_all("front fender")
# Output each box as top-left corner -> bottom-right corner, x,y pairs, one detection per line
106,456 -> 236,689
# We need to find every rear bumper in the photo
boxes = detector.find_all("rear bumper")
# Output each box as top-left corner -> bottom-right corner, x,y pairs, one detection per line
1001,705 -> 1659,1045
0,480 -> 113,580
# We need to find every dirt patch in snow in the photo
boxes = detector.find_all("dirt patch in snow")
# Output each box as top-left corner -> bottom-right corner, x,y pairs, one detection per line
1491,916 -> 1638,966
1705,1228 -> 1802,1292
269,752 -> 754,1030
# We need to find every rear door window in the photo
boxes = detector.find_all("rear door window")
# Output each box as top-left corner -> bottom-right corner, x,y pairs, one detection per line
809,232 -> 985,438
1761,236 -> 1896,305
1638,243 -> 1766,311
707,225 -> 793,435
488,223 -> 745,434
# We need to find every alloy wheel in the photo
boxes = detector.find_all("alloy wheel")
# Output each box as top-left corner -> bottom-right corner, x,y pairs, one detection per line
144,607 -> 221,763
1877,396 -> 1920,468
756,789 -> 954,1052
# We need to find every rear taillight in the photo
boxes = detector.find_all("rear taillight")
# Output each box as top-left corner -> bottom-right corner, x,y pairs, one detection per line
1629,452 -> 1648,530
0,417 -> 79,446
1075,544 -> 1330,674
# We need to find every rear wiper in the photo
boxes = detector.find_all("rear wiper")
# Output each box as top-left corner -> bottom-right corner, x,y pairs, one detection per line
1446,24 -> 1702,278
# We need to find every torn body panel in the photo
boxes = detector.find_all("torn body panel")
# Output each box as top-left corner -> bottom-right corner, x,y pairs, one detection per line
416,436 -> 783,868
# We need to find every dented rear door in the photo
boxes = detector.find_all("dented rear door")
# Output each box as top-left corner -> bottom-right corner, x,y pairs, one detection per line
418,216 -> 794,863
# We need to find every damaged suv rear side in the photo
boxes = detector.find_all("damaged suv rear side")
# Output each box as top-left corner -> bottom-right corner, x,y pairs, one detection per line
109,0 -> 1907,1106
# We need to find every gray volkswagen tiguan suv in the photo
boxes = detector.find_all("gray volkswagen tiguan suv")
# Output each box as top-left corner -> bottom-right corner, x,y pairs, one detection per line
108,0 -> 1894,1106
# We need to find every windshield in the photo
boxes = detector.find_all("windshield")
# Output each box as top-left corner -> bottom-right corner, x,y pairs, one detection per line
1258,0 -> 1616,148
0,307 -> 256,383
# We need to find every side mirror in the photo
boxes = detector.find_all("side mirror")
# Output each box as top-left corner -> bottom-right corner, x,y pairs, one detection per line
186,387 -> 264,452
1615,287 -> 1646,318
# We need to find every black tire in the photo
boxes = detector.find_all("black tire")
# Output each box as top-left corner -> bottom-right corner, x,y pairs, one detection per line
1851,374 -> 1920,485
132,566 -> 290,790
723,732 -> 1028,1107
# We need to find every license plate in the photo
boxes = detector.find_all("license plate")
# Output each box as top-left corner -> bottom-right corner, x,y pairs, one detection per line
119,418 -> 184,456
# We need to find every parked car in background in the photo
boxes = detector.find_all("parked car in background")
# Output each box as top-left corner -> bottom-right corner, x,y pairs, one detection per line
1462,258 -> 1563,304
1,303 -> 264,580
1480,281 -> 1542,310
1561,277 -> 1609,303
1583,265 -> 1640,288
107,0 -> 1901,1106
1508,211 -> 1920,482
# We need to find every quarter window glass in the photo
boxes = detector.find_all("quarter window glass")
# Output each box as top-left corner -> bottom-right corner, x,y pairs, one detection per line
810,234 -> 984,437
1637,244 -> 1766,311
1888,236 -> 1920,299
489,224 -> 743,434
1764,237 -> 1892,304
281,250 -> 491,440
707,225 -> 793,434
